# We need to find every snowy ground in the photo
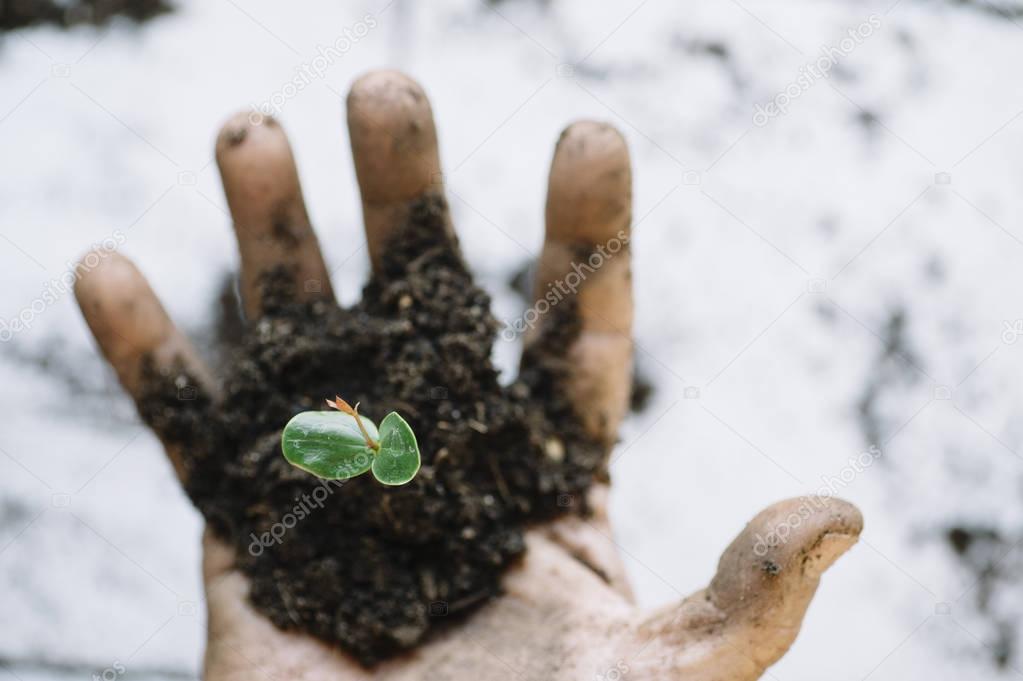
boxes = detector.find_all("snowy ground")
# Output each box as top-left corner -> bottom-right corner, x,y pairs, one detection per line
3,0 -> 1023,678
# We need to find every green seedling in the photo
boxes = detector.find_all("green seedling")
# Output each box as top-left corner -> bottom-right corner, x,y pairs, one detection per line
281,397 -> 421,486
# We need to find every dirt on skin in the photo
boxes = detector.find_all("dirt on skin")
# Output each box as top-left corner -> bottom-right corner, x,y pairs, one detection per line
508,257 -> 653,414
137,195 -> 607,665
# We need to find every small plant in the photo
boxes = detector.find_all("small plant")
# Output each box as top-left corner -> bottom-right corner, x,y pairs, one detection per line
281,397 -> 421,485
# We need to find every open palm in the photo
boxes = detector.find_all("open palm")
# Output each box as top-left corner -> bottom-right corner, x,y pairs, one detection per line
75,70 -> 862,680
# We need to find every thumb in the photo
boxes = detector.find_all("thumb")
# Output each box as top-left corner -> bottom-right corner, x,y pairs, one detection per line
626,496 -> 863,681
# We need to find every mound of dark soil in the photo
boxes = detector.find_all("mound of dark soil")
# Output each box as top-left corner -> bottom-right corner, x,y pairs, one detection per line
138,195 -> 606,665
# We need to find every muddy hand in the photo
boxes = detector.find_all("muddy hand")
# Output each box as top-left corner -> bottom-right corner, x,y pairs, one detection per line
74,70 -> 862,680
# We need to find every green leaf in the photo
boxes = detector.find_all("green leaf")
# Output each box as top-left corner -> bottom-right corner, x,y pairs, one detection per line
281,411 -> 378,480
371,412 -> 421,486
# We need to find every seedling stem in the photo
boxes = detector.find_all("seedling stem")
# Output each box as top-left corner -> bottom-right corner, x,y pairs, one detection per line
327,396 -> 380,451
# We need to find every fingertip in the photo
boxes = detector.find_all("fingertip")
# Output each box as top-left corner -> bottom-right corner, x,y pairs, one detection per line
215,110 -> 256,156
215,110 -> 292,174
75,251 -> 211,401
347,69 -> 432,129
348,69 -> 429,110
799,497 -> 863,577
753,496 -> 864,557
73,247 -> 125,301
347,69 -> 441,204
73,247 -> 137,298
820,496 -> 864,536
75,250 -> 173,363
556,119 -> 629,159
714,496 -> 863,602
546,120 -> 632,245
758,496 -> 864,544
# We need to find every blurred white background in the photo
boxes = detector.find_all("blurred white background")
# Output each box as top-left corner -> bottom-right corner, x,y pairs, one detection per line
3,0 -> 1023,678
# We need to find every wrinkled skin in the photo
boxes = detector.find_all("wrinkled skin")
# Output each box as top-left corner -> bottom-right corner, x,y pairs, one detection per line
74,70 -> 863,680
